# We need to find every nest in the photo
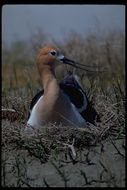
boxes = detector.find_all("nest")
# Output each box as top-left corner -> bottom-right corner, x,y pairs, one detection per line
2,112 -> 124,164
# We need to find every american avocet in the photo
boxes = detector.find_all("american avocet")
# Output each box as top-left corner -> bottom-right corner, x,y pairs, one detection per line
26,45 -> 99,129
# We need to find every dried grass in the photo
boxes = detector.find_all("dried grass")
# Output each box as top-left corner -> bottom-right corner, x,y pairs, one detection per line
2,92 -> 125,164
2,29 -> 125,187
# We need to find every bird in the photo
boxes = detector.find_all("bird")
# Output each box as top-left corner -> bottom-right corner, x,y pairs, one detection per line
26,44 -> 99,130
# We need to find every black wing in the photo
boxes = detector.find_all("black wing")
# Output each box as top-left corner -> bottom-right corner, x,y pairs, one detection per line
27,89 -> 44,120
30,90 -> 44,110
59,73 -> 100,124
59,83 -> 86,110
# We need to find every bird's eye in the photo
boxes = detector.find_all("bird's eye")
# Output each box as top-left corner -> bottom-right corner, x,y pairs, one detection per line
50,50 -> 57,56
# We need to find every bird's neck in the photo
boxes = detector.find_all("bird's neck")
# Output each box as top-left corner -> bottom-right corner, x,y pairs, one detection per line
40,67 -> 59,97
35,67 -> 60,123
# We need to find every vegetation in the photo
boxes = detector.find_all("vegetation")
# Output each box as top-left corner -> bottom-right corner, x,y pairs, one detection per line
2,28 -> 125,187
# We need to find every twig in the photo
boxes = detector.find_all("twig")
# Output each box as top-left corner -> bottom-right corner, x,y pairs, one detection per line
67,138 -> 77,160
109,137 -> 125,158
80,170 -> 90,185
51,161 -> 69,187
43,177 -> 50,187
99,160 -> 108,173
84,151 -> 95,165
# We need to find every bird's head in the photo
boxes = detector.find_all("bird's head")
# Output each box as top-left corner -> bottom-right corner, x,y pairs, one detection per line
36,44 -> 81,73
36,44 -> 105,74
36,44 -> 63,72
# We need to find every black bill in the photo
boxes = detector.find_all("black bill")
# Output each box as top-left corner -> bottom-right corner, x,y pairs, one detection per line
60,57 -> 106,72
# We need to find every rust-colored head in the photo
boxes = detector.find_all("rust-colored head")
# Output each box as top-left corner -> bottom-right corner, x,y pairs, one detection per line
36,44 -> 64,74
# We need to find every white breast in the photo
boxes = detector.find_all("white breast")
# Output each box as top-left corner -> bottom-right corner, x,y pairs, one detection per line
27,96 -> 44,129
26,92 -> 87,130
